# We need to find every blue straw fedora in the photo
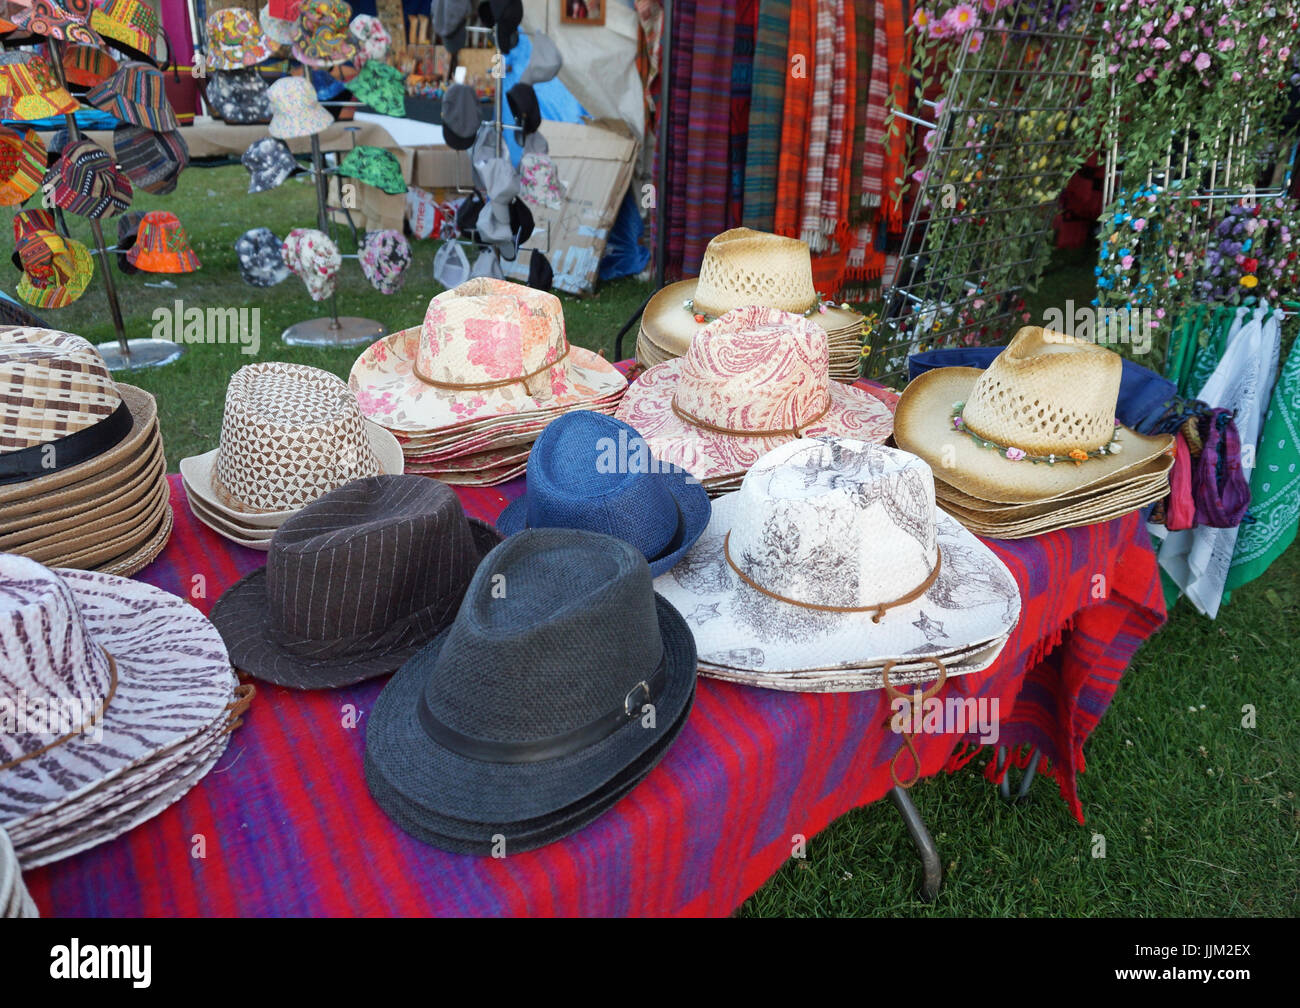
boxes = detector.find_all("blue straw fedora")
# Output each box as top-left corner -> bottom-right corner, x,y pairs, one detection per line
496,411 -> 711,576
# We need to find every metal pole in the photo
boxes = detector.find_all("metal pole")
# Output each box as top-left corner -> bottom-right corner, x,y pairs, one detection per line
310,133 -> 329,232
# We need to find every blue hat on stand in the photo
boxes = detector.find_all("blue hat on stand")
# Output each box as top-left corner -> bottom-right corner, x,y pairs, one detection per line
496,411 -> 711,576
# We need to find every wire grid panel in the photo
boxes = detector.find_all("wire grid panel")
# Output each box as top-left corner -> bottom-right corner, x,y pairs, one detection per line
867,2 -> 1096,386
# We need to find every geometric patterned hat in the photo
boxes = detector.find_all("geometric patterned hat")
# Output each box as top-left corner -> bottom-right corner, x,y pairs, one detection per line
125,210 -> 200,273
90,0 -> 166,64
11,209 -> 60,280
61,44 -> 118,88
113,124 -> 188,195
85,61 -> 179,132
0,127 -> 47,206
42,139 -> 133,219
0,52 -> 79,121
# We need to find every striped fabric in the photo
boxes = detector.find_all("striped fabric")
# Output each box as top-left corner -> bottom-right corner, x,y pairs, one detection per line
848,0 -> 872,224
741,0 -> 791,232
727,0 -> 758,230
773,0 -> 814,239
862,0 -> 889,210
682,4 -> 736,274
21,460 -> 1164,915
820,0 -> 850,240
882,0 -> 910,230
798,0 -> 834,250
664,0 -> 694,279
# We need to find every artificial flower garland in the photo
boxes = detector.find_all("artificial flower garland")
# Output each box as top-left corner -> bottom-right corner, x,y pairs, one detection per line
950,400 -> 1123,465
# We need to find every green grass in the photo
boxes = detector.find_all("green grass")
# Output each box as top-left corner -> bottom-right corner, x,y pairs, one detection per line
30,165 -> 1298,916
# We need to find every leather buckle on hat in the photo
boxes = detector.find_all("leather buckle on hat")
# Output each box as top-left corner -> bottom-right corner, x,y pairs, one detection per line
623,680 -> 650,718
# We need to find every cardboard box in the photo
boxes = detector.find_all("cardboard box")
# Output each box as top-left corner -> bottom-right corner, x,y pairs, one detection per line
325,146 -> 414,233
413,146 -> 475,199
502,118 -> 639,296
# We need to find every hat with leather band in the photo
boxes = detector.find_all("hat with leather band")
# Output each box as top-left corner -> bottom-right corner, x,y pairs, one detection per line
209,474 -> 503,688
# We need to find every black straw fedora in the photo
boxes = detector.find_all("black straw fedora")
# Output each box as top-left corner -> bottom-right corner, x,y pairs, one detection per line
364,528 -> 697,854
210,474 -> 501,689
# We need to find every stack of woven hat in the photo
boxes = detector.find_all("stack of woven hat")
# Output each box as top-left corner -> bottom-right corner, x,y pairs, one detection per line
350,278 -> 628,485
1,826 -> 38,917
1,328 -> 172,575
636,229 -> 866,383
893,328 -> 1176,538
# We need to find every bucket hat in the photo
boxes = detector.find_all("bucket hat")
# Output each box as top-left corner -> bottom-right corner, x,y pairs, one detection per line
440,83 -> 479,150
0,52 -> 79,121
210,474 -> 502,688
364,527 -> 696,853
282,228 -> 341,301
11,0 -> 101,45
893,327 -> 1175,506
61,44 -> 117,88
260,6 -> 303,47
359,229 -> 412,294
115,209 -> 145,275
12,209 -> 61,279
615,306 -> 893,486
205,7 -> 273,70
90,0 -> 165,64
0,554 -> 240,861
293,0 -> 357,67
43,139 -> 132,219
178,362 -> 402,532
347,58 -> 406,117
349,13 -> 391,63
497,411 -> 711,576
234,227 -> 291,287
0,127 -> 46,206
654,437 -> 1022,687
84,61 -> 178,132
349,278 -> 627,434
15,234 -> 93,309
336,145 -> 407,195
242,136 -> 298,193
206,68 -> 272,124
126,211 -> 199,273
112,124 -> 188,195
520,151 -> 564,210
310,67 -> 346,102
520,31 -> 562,85
267,75 -> 333,139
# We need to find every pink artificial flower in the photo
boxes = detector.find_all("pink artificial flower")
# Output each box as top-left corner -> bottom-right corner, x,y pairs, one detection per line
1156,308 -> 1166,319
1194,51 -> 1211,71
1133,218 -> 1147,231
1121,255 -> 1135,269
1005,447 -> 1026,461
965,30 -> 983,53
1217,38 -> 1234,51
942,3 -> 978,34
923,129 -> 937,152
1179,49 -> 1193,62
1280,47 -> 1292,62
1152,36 -> 1170,50
911,7 -> 933,33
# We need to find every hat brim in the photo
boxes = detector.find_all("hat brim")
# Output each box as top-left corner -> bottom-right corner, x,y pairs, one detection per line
0,567 -> 237,830
934,453 -> 1174,516
209,519 -> 504,689
184,485 -> 275,550
268,106 -> 335,139
894,366 -> 1174,504
613,358 -> 894,483
363,593 -> 696,825
178,419 -> 405,527
496,467 -> 711,576
349,326 -> 628,434
643,279 -> 865,358
653,491 -> 1021,674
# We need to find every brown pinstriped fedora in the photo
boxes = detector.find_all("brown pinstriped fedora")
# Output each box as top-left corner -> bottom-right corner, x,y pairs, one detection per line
209,474 -> 502,689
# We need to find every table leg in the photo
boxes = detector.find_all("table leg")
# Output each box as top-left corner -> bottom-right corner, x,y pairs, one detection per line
888,785 -> 942,902
995,746 -> 1041,803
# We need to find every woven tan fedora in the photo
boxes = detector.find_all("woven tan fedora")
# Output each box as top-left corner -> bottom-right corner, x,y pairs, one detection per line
894,327 -> 1173,504
641,228 -> 865,360
179,362 -> 403,531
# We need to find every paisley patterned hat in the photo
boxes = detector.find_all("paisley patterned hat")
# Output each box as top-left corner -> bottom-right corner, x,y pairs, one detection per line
654,437 -> 1022,689
11,0 -> 102,46
293,0 -> 357,67
205,7 -> 273,70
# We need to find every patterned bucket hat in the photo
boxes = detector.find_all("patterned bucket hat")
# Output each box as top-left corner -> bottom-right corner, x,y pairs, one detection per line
310,67 -> 347,102
260,6 -> 303,47
126,211 -> 200,273
0,127 -> 47,206
0,52 -> 79,121
90,0 -> 165,64
205,7 -> 273,71
11,0 -> 102,45
234,227 -> 291,286
336,145 -> 407,195
11,210 -> 59,280
267,75 -> 333,139
61,44 -> 118,88
359,229 -> 412,294
113,124 -> 188,195
85,61 -> 179,132
283,228 -> 341,301
205,69 -> 271,124
349,13 -> 391,63
242,137 -> 298,194
293,0 -> 357,68
115,209 -> 146,275
43,139 -> 133,219
347,59 -> 405,118
520,151 -> 564,210
16,232 -> 94,309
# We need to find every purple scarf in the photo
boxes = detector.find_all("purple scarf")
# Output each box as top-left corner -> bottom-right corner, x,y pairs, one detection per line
1193,408 -> 1251,529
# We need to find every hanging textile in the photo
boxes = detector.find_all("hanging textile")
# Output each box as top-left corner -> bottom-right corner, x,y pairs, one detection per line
729,0 -> 759,230
798,0 -> 835,250
881,0 -> 910,231
774,0 -> 815,239
665,0 -> 696,279
683,3 -> 737,272
741,0 -> 792,232
819,0 -> 850,241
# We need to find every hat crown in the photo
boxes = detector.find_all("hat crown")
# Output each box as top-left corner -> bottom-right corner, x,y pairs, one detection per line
208,6 -> 259,47
213,362 -> 381,512
0,555 -> 114,758
676,306 -> 831,434
265,475 -> 482,643
417,278 -> 569,390
728,438 -> 938,610
0,328 -> 121,454
961,327 -> 1123,456
424,528 -> 664,746
524,412 -> 680,560
693,228 -> 818,317
268,75 -> 319,114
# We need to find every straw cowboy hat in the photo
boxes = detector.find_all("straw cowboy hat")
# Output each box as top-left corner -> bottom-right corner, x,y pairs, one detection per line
654,437 -> 1021,689
893,327 -> 1175,505
179,362 -> 402,538
614,305 -> 893,487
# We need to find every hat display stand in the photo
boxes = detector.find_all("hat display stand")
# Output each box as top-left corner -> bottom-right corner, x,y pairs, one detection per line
39,37 -> 183,371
